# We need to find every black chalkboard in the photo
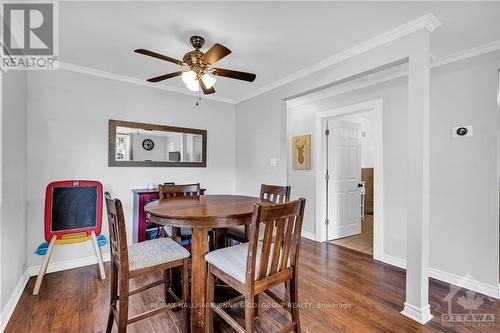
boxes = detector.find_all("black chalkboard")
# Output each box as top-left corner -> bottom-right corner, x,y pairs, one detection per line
51,186 -> 97,231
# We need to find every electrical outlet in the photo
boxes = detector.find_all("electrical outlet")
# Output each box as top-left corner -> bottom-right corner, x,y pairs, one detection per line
270,158 -> 278,167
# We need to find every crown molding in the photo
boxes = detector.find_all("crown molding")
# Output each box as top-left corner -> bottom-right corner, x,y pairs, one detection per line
431,39 -> 500,68
234,13 -> 441,104
57,62 -> 235,104
286,69 -> 407,109
286,39 -> 500,109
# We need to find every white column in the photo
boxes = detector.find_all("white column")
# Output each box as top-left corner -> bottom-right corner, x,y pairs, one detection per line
401,28 -> 432,324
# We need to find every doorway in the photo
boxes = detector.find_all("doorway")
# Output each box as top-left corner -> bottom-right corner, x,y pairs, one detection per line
315,99 -> 384,260
327,111 -> 378,255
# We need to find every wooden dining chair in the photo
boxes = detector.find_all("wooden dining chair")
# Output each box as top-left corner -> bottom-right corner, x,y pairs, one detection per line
158,183 -> 220,251
205,198 -> 306,333
225,184 -> 291,245
157,183 -> 201,244
104,193 -> 191,333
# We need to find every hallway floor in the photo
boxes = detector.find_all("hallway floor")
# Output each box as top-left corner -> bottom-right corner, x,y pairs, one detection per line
330,214 -> 373,255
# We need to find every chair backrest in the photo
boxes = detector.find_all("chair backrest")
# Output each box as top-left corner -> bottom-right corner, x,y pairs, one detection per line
260,184 -> 291,204
158,183 -> 201,199
246,198 -> 306,284
105,194 -> 129,271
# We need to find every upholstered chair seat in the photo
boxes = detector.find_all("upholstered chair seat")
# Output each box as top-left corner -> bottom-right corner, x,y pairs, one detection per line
128,237 -> 190,272
205,242 -> 290,283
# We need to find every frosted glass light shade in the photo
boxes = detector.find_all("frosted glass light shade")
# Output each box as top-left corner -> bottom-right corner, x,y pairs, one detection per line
201,73 -> 216,89
186,81 -> 199,91
181,70 -> 197,85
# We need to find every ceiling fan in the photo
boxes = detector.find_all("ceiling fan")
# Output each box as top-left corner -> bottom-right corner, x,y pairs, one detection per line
135,36 -> 256,95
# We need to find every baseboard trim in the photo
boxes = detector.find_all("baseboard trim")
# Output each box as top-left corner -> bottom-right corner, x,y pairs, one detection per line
382,254 -> 407,270
26,253 -> 111,277
301,230 -> 317,241
0,270 -> 30,332
382,254 -> 500,299
401,302 -> 433,324
430,267 -> 500,299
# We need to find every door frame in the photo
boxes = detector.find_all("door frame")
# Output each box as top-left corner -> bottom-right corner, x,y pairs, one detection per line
497,68 -> 500,290
315,99 -> 383,261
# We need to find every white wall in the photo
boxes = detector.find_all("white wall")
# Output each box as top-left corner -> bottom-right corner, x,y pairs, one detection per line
244,51 -> 500,289
1,70 -> 27,312
26,69 -> 236,267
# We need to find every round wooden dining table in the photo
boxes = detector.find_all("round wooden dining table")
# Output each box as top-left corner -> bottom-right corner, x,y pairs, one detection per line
144,194 -> 270,333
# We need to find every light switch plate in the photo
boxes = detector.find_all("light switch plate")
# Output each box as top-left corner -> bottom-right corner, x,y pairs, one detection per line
270,158 -> 278,167
452,126 -> 473,138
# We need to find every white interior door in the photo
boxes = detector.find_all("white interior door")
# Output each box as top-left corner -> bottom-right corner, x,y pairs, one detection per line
327,119 -> 362,240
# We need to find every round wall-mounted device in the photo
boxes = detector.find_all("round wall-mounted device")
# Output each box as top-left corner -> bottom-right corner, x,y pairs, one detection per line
456,127 -> 468,136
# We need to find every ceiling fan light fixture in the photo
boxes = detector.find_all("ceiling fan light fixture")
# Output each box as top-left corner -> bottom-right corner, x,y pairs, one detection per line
136,36 -> 256,96
201,73 -> 216,89
186,81 -> 200,92
181,70 -> 197,85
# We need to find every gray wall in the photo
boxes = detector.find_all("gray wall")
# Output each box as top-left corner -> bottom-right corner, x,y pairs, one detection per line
235,89 -> 287,196
236,51 -> 500,288
429,53 -> 499,284
25,70 -> 236,267
1,70 -> 27,312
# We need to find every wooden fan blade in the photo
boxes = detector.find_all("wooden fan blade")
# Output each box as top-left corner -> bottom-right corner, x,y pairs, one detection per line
147,71 -> 183,82
211,68 -> 256,82
200,80 -> 215,94
200,43 -> 231,65
135,49 -> 185,66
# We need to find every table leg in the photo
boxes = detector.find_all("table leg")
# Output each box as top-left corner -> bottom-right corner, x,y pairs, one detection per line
191,227 -> 209,333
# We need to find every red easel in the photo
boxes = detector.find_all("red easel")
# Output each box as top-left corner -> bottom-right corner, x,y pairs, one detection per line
33,180 -> 106,295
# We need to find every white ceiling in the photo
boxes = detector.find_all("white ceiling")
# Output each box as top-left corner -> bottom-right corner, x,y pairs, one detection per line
59,1 -> 500,102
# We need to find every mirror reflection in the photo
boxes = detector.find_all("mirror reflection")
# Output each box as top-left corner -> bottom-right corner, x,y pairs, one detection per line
108,120 -> 207,167
115,127 -> 203,163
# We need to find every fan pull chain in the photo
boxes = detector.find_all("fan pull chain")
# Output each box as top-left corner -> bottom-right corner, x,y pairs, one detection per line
195,87 -> 201,106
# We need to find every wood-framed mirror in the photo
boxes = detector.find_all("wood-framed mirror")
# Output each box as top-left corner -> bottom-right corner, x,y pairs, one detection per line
108,119 -> 207,167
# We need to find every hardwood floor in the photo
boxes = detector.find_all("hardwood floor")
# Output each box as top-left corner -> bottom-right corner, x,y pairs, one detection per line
5,239 -> 500,332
